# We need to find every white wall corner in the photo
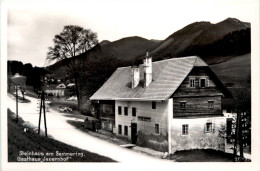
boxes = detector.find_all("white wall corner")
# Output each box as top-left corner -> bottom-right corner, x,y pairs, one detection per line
167,98 -> 173,154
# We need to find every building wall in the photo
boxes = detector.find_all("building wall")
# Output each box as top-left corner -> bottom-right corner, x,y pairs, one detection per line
223,109 -> 237,118
45,89 -> 65,97
101,120 -> 114,132
170,117 -> 227,153
100,104 -> 115,116
173,67 -> 223,117
115,100 -> 169,152
113,67 -> 228,153
173,96 -> 222,117
173,67 -> 222,97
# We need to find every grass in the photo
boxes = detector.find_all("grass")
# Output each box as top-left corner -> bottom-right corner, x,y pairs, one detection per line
49,97 -> 79,111
48,98 -> 87,120
169,149 -> 235,162
7,109 -> 116,162
210,53 -> 250,87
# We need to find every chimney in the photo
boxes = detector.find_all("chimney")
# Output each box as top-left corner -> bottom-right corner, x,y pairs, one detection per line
143,51 -> 152,87
131,65 -> 140,89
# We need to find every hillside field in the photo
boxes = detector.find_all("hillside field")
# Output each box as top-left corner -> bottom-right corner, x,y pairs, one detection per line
210,53 -> 251,87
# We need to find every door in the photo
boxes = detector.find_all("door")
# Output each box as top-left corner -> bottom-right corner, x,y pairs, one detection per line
131,123 -> 137,144
226,119 -> 232,143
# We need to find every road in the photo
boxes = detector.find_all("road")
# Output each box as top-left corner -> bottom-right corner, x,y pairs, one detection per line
7,94 -> 169,163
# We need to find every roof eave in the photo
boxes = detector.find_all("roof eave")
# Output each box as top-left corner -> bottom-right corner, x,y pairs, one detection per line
89,97 -> 166,102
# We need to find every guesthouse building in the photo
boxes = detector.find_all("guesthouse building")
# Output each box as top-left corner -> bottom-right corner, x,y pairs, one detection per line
90,52 -> 232,153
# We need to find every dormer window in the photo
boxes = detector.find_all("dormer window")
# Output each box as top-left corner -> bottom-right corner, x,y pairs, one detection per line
189,78 -> 195,88
199,78 -> 206,88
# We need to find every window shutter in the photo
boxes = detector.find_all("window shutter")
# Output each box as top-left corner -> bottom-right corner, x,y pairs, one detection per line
212,123 -> 215,133
204,124 -> 206,134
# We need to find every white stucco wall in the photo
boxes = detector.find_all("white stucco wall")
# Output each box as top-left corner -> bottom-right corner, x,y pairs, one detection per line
223,109 -> 237,118
170,116 -> 228,153
114,99 -> 229,153
45,89 -> 65,97
115,100 -> 169,141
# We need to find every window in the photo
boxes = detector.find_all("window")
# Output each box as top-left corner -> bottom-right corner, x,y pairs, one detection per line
118,125 -> 122,134
155,123 -> 159,134
132,107 -> 136,117
206,123 -> 212,133
200,78 -> 206,88
118,106 -> 122,115
124,126 -> 128,136
189,78 -> 195,88
182,124 -> 188,135
152,101 -> 156,109
124,107 -> 128,115
208,101 -> 214,109
180,101 -> 186,110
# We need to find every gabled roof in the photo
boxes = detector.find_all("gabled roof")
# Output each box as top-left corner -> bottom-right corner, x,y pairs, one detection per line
90,56 -> 217,101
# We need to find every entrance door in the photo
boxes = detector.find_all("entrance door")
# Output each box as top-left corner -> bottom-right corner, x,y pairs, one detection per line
226,119 -> 232,143
131,123 -> 137,144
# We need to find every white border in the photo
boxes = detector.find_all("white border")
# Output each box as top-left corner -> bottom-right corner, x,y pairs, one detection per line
1,0 -> 260,171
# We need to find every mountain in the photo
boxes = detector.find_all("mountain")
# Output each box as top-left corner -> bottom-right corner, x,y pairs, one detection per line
95,36 -> 158,61
190,18 -> 250,47
148,18 -> 250,64
150,39 -> 162,43
99,40 -> 111,46
46,36 -> 159,78
149,21 -> 212,60
44,17 -> 251,114
47,18 -> 251,84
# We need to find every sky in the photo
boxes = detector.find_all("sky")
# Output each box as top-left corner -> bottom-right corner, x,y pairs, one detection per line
4,0 -> 259,67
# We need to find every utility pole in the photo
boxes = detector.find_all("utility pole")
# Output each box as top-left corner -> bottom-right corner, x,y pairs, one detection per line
233,112 -> 240,161
38,91 -> 48,137
10,73 -> 26,123
16,86 -> 18,122
239,112 -> 244,158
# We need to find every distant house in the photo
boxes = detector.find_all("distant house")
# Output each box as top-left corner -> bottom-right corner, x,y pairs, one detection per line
90,52 -> 233,153
67,83 -> 75,88
45,84 -> 66,97
45,88 -> 65,97
56,84 -> 66,89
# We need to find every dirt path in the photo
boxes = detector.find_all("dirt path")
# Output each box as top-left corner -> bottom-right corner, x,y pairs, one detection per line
7,94 -> 169,163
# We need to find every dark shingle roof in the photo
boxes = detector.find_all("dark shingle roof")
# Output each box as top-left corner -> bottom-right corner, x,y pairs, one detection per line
90,56 -> 208,101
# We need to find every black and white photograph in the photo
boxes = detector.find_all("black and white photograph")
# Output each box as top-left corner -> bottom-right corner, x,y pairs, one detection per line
1,0 -> 259,170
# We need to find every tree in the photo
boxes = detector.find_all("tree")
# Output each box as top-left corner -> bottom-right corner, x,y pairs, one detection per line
47,25 -> 98,111
218,86 -> 251,161
232,87 -> 251,161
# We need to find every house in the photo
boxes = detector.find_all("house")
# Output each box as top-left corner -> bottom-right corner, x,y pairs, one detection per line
56,83 -> 66,89
67,83 -> 76,88
90,52 -> 233,153
45,88 -> 65,97
44,83 -> 66,97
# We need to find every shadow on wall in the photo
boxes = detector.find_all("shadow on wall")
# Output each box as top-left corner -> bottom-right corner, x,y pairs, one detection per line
137,130 -> 168,152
